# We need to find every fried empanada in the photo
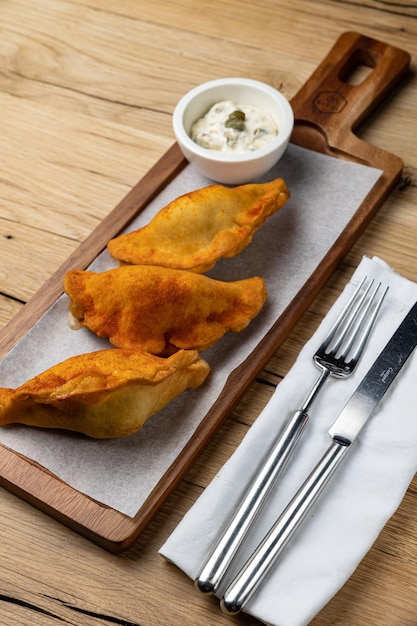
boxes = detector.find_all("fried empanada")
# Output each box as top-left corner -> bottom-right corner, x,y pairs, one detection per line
107,178 -> 290,273
64,265 -> 267,355
0,349 -> 210,438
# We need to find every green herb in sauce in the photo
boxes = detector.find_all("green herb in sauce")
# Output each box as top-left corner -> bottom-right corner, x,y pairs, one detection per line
224,110 -> 246,131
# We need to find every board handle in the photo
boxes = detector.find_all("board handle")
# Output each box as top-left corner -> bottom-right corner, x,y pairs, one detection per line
290,32 -> 411,159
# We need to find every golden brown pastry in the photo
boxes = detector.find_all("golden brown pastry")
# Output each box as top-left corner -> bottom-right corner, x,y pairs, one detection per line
0,349 -> 210,438
107,178 -> 290,273
64,265 -> 267,355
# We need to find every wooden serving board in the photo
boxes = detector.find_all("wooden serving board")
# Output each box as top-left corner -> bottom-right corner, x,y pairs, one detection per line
0,32 -> 410,552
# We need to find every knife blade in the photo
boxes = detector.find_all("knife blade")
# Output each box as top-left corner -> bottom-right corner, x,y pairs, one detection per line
221,301 -> 417,615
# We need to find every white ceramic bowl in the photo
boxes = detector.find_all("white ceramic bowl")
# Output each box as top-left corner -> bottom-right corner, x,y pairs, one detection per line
172,77 -> 294,185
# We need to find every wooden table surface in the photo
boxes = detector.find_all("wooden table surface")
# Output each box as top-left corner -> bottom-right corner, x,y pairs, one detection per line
0,1 -> 416,624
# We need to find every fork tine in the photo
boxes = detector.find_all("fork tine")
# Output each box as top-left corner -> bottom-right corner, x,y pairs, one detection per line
329,278 -> 374,355
336,281 -> 378,358
319,276 -> 367,353
342,283 -> 388,365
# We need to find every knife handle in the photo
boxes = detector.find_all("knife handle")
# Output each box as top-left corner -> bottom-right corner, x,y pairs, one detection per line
221,439 -> 351,615
195,409 -> 309,595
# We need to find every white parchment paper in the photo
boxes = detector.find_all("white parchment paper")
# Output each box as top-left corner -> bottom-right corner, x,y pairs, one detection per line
0,145 -> 382,517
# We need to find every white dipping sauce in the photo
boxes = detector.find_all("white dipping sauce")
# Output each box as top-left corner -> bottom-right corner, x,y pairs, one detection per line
191,100 -> 278,154
67,311 -> 81,330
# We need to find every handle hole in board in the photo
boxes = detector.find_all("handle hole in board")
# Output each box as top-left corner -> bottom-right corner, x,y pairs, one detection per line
338,48 -> 380,86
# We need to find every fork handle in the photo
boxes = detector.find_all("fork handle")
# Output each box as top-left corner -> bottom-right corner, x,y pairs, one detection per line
195,409 -> 309,595
221,439 -> 351,614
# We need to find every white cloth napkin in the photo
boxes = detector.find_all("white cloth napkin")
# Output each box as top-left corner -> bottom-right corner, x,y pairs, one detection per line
159,256 -> 417,626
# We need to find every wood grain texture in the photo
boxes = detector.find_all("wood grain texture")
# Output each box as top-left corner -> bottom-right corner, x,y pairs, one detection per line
0,30 -> 410,553
0,0 -> 416,624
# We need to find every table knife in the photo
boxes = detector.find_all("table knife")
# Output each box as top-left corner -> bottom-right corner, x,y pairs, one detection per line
221,300 -> 417,615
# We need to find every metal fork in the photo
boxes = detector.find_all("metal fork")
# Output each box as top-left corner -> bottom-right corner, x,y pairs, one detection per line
195,277 -> 387,596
